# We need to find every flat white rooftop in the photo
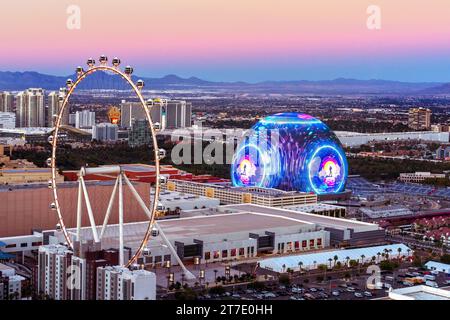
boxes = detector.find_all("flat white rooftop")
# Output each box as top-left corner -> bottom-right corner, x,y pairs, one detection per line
388,285 -> 450,300
221,204 -> 378,232
56,211 -> 317,251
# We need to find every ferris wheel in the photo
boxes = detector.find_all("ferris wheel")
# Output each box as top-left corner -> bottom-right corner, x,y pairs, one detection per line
47,56 -> 194,279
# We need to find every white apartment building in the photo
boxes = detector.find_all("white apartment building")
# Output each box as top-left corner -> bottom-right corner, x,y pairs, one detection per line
75,110 -> 95,128
0,263 -> 25,300
0,112 -> 16,129
37,244 -> 73,300
92,123 -> 118,141
47,89 -> 68,127
96,266 -> 156,300
0,92 -> 13,113
16,88 -> 45,127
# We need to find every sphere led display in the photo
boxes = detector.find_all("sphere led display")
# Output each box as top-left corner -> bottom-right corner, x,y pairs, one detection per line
231,113 -> 348,194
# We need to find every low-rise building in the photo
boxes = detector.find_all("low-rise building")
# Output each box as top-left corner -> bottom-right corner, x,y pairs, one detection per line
157,190 -> 220,212
283,203 -> 346,218
0,263 -> 25,300
166,179 -> 318,207
399,171 -> 446,183
386,285 -> 450,300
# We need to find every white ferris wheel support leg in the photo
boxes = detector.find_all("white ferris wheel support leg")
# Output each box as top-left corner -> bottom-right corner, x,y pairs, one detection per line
76,178 -> 83,242
99,175 -> 120,240
122,174 -> 195,280
118,173 -> 124,267
79,176 -> 100,243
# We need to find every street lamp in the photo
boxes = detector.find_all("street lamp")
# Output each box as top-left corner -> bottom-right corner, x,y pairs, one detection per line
225,265 -> 231,278
168,272 -> 174,288
199,269 -> 205,285
194,256 -> 200,270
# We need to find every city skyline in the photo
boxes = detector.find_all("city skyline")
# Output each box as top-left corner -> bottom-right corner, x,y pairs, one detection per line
1,0 -> 450,82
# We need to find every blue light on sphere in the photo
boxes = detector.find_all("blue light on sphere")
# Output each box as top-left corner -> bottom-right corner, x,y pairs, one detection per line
231,113 -> 348,194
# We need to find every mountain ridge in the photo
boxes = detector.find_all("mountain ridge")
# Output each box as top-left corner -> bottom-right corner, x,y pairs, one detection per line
0,70 -> 448,94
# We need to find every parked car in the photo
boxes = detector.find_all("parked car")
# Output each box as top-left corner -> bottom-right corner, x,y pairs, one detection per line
304,293 -> 315,300
264,292 -> 277,299
425,280 -> 439,288
309,287 -> 318,292
332,291 -> 340,297
364,291 -> 372,297
354,292 -> 363,298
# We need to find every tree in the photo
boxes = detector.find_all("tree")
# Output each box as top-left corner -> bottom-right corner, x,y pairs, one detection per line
397,247 -> 402,260
174,287 -> 198,300
278,274 -> 291,286
298,261 -> 303,272
345,256 -> 350,267
440,254 -> 450,264
209,285 -> 226,296
333,255 -> 339,267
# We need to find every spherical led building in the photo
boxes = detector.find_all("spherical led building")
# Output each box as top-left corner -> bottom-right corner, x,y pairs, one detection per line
231,113 -> 348,194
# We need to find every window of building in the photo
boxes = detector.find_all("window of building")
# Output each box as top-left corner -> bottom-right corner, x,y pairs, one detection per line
204,252 -> 210,260
302,240 -> 307,248
213,251 -> 220,259
230,249 -> 237,257
286,242 -> 292,251
222,250 -> 228,258
294,241 -> 300,250
317,238 -> 322,246
309,239 -> 315,247
20,243 -> 27,248
239,248 -> 245,256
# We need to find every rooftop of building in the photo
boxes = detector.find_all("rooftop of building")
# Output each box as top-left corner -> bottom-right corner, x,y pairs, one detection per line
157,190 -> 218,202
0,168 -> 51,174
387,285 -> 450,301
283,203 -> 346,212
0,263 -> 13,272
55,211 -> 317,251
425,261 -> 450,274
220,204 -> 378,232
171,179 -> 312,197
0,179 -> 133,191
0,127 -> 53,134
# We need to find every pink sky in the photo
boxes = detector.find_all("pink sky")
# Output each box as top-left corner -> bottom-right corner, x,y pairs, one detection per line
1,0 -> 450,81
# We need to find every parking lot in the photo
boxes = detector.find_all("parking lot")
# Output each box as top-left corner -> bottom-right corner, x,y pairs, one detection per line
158,263 -> 450,300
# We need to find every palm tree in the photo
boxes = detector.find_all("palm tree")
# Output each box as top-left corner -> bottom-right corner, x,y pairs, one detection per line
328,258 -> 333,268
333,255 -> 339,267
345,256 -> 350,268
298,261 -> 303,272
313,260 -> 317,269
397,247 -> 402,260
377,252 -> 381,263
359,254 -> 365,273
282,264 -> 286,273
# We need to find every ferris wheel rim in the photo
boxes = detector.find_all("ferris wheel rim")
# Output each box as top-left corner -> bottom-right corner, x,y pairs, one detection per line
49,63 -> 161,268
